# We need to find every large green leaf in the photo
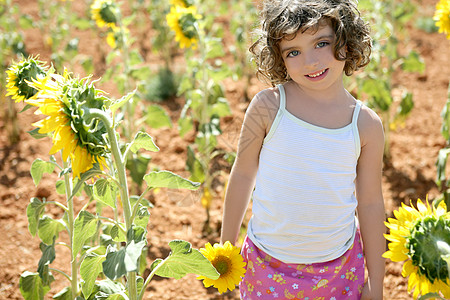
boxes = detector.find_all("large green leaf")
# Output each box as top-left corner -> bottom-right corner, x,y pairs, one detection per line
102,240 -> 146,280
26,197 -> 46,236
186,146 -> 206,183
19,271 -> 50,300
73,211 -> 98,257
38,216 -> 65,245
81,253 -> 106,299
143,171 -> 200,190
152,240 -> 219,280
126,154 -> 152,186
129,131 -> 159,153
30,159 -> 55,186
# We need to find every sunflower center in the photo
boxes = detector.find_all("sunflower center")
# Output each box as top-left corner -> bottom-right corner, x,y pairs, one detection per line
100,3 -> 118,24
408,215 -> 450,283
179,13 -> 198,39
213,256 -> 231,276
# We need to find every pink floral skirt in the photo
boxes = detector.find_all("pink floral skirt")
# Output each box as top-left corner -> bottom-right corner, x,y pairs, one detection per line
239,231 -> 364,300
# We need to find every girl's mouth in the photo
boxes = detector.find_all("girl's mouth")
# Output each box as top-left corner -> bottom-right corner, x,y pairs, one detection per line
305,68 -> 328,80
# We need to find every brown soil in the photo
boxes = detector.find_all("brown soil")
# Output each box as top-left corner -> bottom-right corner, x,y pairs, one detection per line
1,0 -> 449,299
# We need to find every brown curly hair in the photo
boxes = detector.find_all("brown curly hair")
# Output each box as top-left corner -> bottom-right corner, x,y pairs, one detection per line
250,0 -> 372,86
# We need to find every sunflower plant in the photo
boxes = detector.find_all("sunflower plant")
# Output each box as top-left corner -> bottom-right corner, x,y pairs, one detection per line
383,199 -> 450,299
435,0 -> 450,208
167,1 -> 234,235
91,0 -> 173,189
9,58 -> 221,300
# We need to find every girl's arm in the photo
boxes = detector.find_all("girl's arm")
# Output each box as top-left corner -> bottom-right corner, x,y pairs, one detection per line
221,89 -> 278,245
355,106 -> 386,300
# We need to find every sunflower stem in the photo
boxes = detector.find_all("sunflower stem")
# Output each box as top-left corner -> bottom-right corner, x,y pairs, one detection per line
138,258 -> 168,300
84,108 -> 137,300
62,158 -> 78,299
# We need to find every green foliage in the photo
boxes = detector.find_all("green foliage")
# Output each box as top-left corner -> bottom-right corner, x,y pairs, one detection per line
355,0 -> 425,157
151,240 -> 219,280
14,61 -> 216,300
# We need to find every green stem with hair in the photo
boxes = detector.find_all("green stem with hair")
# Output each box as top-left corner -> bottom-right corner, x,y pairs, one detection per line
85,108 -> 137,300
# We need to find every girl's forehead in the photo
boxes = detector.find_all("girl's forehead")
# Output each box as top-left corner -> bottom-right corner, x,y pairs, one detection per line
282,23 -> 335,42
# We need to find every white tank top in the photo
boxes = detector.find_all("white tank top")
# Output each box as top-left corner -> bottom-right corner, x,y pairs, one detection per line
247,84 -> 362,264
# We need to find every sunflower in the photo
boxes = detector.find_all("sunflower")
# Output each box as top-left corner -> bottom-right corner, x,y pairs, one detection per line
383,199 -> 450,299
91,0 -> 120,29
198,241 -> 246,294
434,0 -> 450,39
26,70 -> 110,178
166,5 -> 201,49
6,57 -> 48,103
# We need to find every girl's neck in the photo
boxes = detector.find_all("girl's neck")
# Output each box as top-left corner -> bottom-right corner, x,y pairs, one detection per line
289,76 -> 350,105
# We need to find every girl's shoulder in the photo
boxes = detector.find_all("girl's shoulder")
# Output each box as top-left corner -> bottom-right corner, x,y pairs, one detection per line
357,104 -> 384,147
246,86 -> 282,136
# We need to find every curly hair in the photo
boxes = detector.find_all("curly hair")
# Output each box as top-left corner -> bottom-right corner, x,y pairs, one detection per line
249,0 -> 372,86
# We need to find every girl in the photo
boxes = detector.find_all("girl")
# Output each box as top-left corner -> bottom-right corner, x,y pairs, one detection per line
220,0 -> 385,299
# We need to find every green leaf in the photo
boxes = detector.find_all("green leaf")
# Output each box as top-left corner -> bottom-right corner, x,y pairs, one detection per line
37,241 -> 56,286
27,128 -> 48,139
110,89 -> 136,115
145,105 -> 172,129
397,92 -> 414,117
210,98 -> 232,118
402,50 -> 425,73
131,66 -> 152,81
134,205 -> 150,229
91,279 -> 126,300
110,224 -> 127,243
52,286 -> 71,300
80,253 -> 106,299
129,49 -> 144,65
73,211 -> 98,257
94,179 -> 117,209
19,14 -> 34,29
38,216 -> 65,245
153,240 -> 219,280
126,154 -> 152,186
129,131 -> 160,153
102,241 -> 146,280
178,115 -> 193,138
143,171 -> 200,190
186,146 -> 206,183
418,293 -> 446,300
205,37 -> 225,59
127,225 -> 147,244
72,17 -> 92,30
19,271 -> 50,300
26,197 -> 46,236
31,159 -> 55,186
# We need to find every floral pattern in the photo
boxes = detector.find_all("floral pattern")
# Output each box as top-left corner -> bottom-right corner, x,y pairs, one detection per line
239,232 -> 364,299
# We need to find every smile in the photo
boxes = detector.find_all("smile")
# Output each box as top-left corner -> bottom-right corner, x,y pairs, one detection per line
306,69 -> 328,78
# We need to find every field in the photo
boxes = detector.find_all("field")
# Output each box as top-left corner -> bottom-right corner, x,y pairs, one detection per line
0,0 -> 449,299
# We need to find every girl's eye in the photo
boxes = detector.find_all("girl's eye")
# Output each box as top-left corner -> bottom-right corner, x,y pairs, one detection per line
317,41 -> 330,48
287,50 -> 299,57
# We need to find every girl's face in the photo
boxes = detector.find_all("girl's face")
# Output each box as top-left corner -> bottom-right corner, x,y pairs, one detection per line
279,23 -> 345,92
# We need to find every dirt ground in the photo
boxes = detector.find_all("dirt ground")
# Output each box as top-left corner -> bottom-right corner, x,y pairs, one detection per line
1,0 -> 449,299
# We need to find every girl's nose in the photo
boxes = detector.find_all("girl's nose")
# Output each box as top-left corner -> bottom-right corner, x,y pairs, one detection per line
304,52 -> 319,69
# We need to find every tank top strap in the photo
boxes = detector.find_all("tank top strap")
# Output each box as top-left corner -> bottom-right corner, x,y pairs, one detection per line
277,84 -> 286,111
352,100 -> 362,158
